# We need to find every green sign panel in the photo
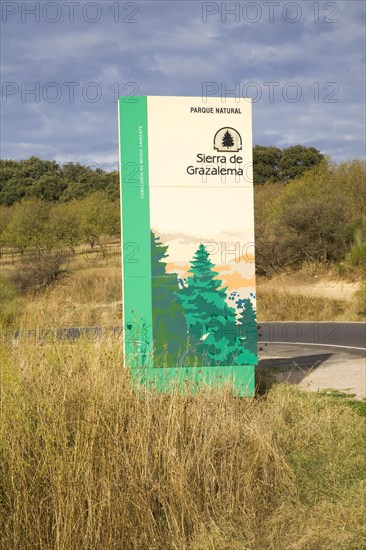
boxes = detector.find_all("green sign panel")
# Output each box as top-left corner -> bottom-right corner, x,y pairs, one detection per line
118,96 -> 257,395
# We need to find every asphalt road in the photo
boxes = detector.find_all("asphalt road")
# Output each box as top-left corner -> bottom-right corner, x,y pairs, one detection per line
8,322 -> 366,352
258,321 -> 366,351
256,323 -> 365,398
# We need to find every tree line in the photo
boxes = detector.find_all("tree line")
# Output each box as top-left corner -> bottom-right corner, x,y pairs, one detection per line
0,192 -> 120,258
253,144 -> 324,184
0,192 -> 121,296
0,154 -> 364,295
0,145 -> 324,206
0,157 -> 119,206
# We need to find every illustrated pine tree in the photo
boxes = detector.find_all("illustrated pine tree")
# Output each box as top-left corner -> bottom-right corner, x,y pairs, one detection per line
176,244 -> 241,365
151,231 -> 188,366
236,298 -> 258,358
222,130 -> 234,149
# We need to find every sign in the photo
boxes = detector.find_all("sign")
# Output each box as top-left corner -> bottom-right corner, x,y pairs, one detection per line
118,96 -> 257,395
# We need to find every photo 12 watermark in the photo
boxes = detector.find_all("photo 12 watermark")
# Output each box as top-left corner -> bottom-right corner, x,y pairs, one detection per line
1,1 -> 140,24
202,81 -> 340,103
1,81 -> 140,103
1,80 -> 340,105
201,2 -> 340,24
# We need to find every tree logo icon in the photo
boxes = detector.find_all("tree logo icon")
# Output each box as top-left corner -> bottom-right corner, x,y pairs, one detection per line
214,127 -> 242,152
222,130 -> 234,148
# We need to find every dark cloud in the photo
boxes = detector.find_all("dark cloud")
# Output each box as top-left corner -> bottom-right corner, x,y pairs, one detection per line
1,0 -> 365,165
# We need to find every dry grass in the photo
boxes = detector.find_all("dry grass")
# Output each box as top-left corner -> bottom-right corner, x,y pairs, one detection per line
255,261 -> 365,321
1,254 -> 365,548
16,265 -> 122,329
1,335 -> 365,549
256,288 -> 363,322
0,245 -> 122,330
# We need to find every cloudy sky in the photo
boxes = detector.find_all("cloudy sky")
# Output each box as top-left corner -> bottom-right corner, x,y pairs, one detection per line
1,0 -> 365,168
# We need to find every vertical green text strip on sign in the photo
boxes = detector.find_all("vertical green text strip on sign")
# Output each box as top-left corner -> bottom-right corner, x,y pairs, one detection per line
118,97 -> 153,368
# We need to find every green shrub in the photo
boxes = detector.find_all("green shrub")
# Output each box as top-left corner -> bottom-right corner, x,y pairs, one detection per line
346,229 -> 366,270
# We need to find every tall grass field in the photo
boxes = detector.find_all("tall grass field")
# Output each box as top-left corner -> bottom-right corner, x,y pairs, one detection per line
1,333 -> 365,549
1,248 -> 365,548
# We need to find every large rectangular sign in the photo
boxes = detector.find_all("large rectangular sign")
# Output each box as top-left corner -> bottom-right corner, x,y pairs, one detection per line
118,96 -> 257,395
